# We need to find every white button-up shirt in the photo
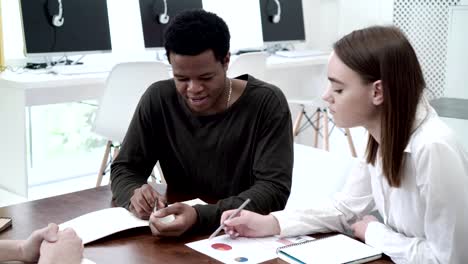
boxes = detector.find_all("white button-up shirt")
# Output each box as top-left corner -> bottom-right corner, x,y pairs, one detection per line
273,101 -> 468,263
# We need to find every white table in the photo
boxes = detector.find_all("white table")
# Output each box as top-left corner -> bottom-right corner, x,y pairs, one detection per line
0,54 -> 328,197
0,71 -> 107,106
286,143 -> 357,210
1,54 -> 328,106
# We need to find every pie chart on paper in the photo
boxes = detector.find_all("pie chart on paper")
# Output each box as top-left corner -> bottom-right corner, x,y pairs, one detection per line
211,243 -> 232,251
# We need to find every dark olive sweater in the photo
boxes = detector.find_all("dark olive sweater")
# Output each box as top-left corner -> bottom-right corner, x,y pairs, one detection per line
111,74 -> 293,233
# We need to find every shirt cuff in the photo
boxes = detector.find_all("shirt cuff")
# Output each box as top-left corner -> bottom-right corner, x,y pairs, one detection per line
271,210 -> 296,237
365,221 -> 388,248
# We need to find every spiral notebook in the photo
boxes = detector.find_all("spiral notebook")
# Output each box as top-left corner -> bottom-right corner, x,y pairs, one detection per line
276,234 -> 382,264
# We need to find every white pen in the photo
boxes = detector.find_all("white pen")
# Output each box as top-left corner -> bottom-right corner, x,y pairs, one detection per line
209,198 -> 251,240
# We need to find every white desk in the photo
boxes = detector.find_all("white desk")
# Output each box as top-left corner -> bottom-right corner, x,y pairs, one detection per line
267,54 -> 329,70
0,71 -> 107,106
0,54 -> 329,197
0,71 -> 107,196
1,54 -> 329,106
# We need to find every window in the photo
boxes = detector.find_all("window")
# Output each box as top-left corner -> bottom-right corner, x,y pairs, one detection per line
27,101 -> 107,186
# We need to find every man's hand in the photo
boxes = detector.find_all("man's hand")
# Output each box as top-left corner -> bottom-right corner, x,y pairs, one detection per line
38,228 -> 83,264
149,203 -> 197,237
350,215 -> 378,241
129,184 -> 166,219
19,223 -> 59,262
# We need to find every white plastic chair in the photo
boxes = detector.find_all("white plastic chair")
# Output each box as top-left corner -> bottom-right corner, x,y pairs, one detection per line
93,61 -> 171,187
280,65 -> 357,157
228,52 -> 268,80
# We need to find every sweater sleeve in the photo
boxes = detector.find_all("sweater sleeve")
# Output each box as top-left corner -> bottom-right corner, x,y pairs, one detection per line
110,85 -> 160,208
194,101 -> 294,232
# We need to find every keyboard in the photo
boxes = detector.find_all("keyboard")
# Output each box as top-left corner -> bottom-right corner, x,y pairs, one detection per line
50,64 -> 114,75
275,50 -> 328,58
233,48 -> 265,55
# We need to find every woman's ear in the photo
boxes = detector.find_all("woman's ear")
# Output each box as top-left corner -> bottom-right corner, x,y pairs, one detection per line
372,80 -> 384,106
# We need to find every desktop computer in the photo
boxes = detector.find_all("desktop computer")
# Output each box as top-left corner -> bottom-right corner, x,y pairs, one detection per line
259,0 -> 305,44
139,0 -> 203,49
20,0 -> 112,57
258,0 -> 324,58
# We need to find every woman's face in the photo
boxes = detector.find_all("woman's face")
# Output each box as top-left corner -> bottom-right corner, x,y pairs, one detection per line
322,52 -> 382,129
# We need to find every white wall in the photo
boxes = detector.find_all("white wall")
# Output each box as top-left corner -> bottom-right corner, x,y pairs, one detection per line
302,0 -> 339,51
337,0 -> 394,37
203,0 -> 264,51
444,5 -> 468,99
1,0 -> 23,62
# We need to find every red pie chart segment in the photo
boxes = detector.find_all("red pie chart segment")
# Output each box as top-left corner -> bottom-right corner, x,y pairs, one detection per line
211,243 -> 232,251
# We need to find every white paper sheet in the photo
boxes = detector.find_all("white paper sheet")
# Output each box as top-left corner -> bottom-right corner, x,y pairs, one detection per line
81,258 -> 96,264
60,198 -> 207,244
186,234 -> 314,264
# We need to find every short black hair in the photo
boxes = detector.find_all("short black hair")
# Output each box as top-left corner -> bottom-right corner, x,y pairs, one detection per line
164,9 -> 230,62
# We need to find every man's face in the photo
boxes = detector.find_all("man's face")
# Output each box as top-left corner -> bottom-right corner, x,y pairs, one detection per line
170,50 -> 230,115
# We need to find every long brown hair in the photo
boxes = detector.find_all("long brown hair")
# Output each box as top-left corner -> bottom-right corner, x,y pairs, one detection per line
333,26 -> 425,187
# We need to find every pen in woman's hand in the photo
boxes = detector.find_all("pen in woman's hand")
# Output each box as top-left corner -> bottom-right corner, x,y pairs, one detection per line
209,198 -> 251,240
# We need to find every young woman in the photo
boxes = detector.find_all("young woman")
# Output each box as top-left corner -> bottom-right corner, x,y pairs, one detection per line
221,26 -> 468,263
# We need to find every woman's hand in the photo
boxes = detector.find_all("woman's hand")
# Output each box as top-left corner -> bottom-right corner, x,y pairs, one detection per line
351,215 -> 378,241
220,210 -> 281,238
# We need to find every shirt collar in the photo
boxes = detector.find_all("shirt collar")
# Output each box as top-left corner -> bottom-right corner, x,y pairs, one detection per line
403,96 -> 432,153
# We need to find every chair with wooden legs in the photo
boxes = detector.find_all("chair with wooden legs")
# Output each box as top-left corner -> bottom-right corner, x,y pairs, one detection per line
93,62 -> 171,187
292,101 -> 357,157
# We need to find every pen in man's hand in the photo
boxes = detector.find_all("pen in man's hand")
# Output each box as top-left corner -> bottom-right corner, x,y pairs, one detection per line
153,197 -> 168,213
208,198 -> 251,240
153,198 -> 159,213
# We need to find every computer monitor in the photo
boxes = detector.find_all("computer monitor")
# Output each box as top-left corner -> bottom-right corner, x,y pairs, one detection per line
259,0 -> 306,43
139,0 -> 203,49
20,0 -> 112,57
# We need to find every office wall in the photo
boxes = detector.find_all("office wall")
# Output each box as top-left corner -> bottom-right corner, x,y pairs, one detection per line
444,5 -> 468,99
0,0 -> 23,63
307,0 -> 340,50
0,0 -> 4,67
337,0 -> 393,37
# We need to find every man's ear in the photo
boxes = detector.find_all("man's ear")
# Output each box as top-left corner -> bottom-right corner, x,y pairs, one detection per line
223,52 -> 231,71
372,80 -> 384,106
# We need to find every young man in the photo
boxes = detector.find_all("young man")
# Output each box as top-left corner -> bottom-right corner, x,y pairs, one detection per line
110,9 -> 293,237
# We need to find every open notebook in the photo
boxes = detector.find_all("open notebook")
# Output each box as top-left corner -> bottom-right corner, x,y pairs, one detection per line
59,198 -> 206,244
276,234 -> 382,264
